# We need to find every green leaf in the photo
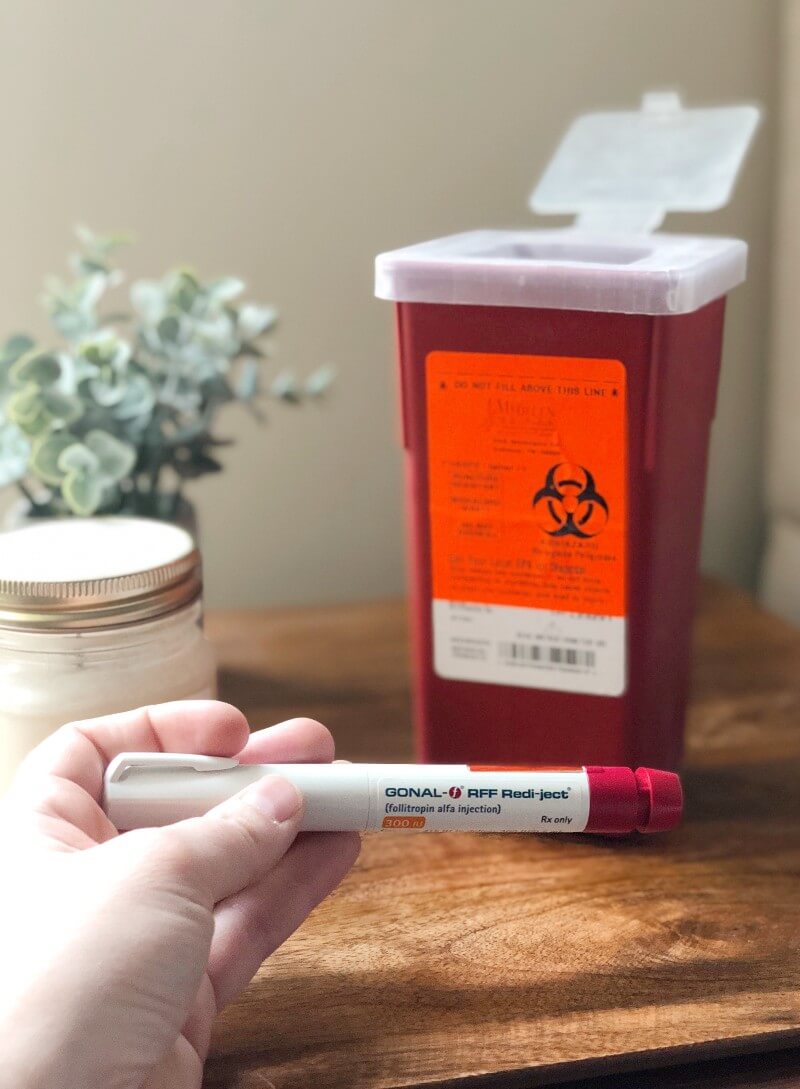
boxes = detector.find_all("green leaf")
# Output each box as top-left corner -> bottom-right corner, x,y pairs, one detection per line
75,224 -> 132,256
62,469 -> 104,516
175,286 -> 197,313
305,363 -> 336,398
0,335 -> 35,366
270,370 -> 300,404
236,358 -> 260,401
88,377 -> 126,407
113,374 -> 156,421
157,314 -> 182,344
75,224 -> 97,247
195,312 -> 237,355
207,277 -> 245,302
10,351 -> 62,388
80,342 -> 106,368
203,375 -> 235,405
30,431 -> 78,485
56,353 -> 80,393
23,415 -> 52,439
7,386 -> 44,430
7,378 -> 81,432
41,389 -> 83,425
57,442 -> 99,475
49,307 -> 96,343
0,420 -> 31,486
70,253 -> 109,277
171,269 -> 200,293
76,275 -> 107,312
84,429 -> 136,483
130,280 -> 166,322
171,272 -> 201,313
237,304 -> 278,340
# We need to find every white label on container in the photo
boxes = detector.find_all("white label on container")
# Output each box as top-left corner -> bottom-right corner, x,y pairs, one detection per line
432,600 -> 626,696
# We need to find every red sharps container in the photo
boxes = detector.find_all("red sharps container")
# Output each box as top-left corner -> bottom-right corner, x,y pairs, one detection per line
375,94 -> 759,770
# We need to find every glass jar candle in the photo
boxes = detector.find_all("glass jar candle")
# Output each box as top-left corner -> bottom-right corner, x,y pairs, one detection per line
0,517 -> 217,790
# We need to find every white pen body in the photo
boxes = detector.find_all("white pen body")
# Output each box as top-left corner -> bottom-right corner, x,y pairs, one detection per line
105,761 -> 590,834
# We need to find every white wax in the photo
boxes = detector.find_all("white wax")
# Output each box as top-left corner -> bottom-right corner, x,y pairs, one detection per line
0,602 -> 216,792
0,517 -> 215,792
0,517 -> 194,582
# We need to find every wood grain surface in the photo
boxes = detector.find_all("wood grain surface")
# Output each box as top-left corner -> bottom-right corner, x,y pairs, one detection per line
202,581 -> 800,1089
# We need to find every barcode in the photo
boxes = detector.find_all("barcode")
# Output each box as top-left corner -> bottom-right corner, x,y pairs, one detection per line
498,642 -> 597,668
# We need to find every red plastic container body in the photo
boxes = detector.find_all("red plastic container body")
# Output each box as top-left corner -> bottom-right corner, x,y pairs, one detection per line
395,298 -> 726,770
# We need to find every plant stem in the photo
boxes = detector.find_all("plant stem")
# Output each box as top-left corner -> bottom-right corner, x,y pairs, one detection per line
16,480 -> 40,510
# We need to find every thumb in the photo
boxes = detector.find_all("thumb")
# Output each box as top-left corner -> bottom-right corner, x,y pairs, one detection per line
136,774 -> 304,908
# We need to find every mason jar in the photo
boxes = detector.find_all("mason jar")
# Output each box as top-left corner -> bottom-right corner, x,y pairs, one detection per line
0,517 -> 217,791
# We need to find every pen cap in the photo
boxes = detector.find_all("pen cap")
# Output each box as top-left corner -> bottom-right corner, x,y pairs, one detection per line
104,753 -> 264,829
585,766 -> 683,833
634,766 -> 683,832
103,755 -> 373,831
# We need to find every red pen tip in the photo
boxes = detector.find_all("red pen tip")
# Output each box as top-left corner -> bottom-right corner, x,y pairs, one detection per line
635,767 -> 683,832
584,765 -> 683,833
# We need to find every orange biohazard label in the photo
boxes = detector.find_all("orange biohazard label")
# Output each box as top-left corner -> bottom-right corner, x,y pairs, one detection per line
426,352 -> 628,696
427,351 -> 627,618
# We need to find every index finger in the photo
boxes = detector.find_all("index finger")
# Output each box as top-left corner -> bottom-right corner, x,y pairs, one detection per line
12,700 -> 250,801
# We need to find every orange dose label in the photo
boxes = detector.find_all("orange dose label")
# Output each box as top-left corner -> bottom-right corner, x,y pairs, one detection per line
426,351 -> 627,697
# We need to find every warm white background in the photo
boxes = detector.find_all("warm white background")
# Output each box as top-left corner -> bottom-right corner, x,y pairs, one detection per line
763,0 -> 800,625
0,0 -> 778,607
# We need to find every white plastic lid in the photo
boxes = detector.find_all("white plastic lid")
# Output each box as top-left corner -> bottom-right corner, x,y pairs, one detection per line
0,517 -> 194,582
375,228 -> 747,315
531,92 -> 760,234
0,517 -> 201,630
375,92 -> 760,315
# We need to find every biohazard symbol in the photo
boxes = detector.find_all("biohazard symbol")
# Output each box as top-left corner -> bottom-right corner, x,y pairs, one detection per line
533,462 -> 609,538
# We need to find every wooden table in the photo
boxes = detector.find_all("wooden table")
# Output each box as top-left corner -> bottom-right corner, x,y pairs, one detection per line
203,581 -> 800,1089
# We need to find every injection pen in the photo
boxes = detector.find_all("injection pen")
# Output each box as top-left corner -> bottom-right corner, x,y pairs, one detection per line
104,755 -> 683,834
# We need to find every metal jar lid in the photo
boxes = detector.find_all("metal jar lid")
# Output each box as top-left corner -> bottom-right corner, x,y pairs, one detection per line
0,517 -> 202,631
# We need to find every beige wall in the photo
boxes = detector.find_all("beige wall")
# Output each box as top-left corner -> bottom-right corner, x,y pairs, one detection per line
0,0 -> 778,607
762,0 -> 800,625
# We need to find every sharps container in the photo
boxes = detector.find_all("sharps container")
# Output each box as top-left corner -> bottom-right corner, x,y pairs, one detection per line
375,93 -> 759,770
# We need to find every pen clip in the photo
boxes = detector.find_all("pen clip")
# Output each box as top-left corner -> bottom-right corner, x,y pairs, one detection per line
106,752 -> 240,784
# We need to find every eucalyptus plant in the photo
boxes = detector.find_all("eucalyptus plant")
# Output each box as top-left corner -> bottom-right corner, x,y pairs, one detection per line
0,227 -> 333,518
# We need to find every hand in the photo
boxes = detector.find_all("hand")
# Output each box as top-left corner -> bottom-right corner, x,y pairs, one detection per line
0,701 -> 360,1089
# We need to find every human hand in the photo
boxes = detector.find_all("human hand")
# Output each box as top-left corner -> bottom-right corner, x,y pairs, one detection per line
0,701 -> 360,1089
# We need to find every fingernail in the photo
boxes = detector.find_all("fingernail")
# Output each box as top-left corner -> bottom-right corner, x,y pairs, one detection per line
247,775 -> 302,823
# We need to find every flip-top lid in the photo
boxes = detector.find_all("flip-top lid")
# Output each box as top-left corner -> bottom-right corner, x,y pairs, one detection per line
375,93 -> 760,315
530,92 -> 760,233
